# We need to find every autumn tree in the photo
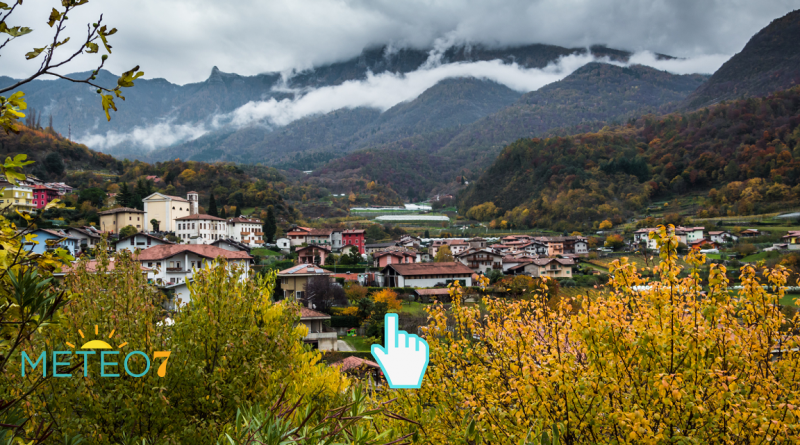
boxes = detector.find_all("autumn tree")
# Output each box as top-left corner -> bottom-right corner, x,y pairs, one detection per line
604,233 -> 625,250
434,245 -> 454,262
599,219 -> 613,230
371,288 -> 402,312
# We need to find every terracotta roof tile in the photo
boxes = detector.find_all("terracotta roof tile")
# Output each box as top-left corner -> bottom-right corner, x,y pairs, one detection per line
278,264 -> 332,275
384,262 -> 473,276
137,244 -> 252,261
98,207 -> 144,215
299,307 -> 330,319
175,213 -> 226,221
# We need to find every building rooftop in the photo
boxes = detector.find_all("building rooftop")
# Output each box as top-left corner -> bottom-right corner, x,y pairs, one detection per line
277,263 -> 332,275
98,207 -> 144,215
299,307 -> 330,319
175,213 -> 226,221
137,244 -> 252,261
384,262 -> 474,276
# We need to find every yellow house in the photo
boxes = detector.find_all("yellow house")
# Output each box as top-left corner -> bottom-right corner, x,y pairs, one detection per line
277,263 -> 333,301
98,207 -> 145,234
143,192 -> 193,232
0,182 -> 35,213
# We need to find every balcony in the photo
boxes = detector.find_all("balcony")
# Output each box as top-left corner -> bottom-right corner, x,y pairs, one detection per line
166,267 -> 185,272
255,240 -> 264,244
254,231 -> 263,236
305,331 -> 337,341
241,232 -> 251,236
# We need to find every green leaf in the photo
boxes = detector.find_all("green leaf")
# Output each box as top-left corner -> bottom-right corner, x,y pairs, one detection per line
100,93 -> 117,121
25,47 -> 45,60
48,8 -> 61,27
117,65 -> 144,88
84,41 -> 98,53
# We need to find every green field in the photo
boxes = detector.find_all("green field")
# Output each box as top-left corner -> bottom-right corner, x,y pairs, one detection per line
397,302 -> 430,316
741,251 -> 782,262
341,335 -> 373,352
251,248 -> 283,257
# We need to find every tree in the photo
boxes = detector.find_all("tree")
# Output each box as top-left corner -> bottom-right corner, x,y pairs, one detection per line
424,230 -> 430,238
32,252 -> 347,444
344,283 -> 368,304
304,275 -> 347,314
434,245 -> 454,262
150,219 -> 160,232
208,193 -> 218,217
118,182 -> 132,208
371,288 -> 402,312
119,225 -> 138,238
78,187 -> 106,207
0,1 -> 143,134
365,224 -> 387,242
604,233 -> 625,250
220,206 -> 228,219
263,206 -> 277,242
599,220 -> 613,230
383,226 -> 800,443
43,152 -> 65,176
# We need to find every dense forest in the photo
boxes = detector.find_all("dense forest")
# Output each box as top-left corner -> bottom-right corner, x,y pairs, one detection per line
459,86 -> 800,231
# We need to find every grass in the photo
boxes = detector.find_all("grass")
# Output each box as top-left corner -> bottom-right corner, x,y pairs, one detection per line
589,253 -> 692,271
341,335 -> 373,352
397,302 -> 430,316
251,248 -> 283,257
705,253 -> 722,260
741,251 -> 782,262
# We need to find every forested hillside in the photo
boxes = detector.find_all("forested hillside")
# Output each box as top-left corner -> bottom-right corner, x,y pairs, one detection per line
459,86 -> 800,231
311,63 -> 707,199
150,78 -> 523,166
683,9 -> 800,109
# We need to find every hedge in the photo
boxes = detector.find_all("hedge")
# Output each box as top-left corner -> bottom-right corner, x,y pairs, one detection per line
321,351 -> 374,364
330,315 -> 360,327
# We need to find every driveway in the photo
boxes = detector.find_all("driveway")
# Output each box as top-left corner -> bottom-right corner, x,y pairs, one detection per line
337,340 -> 354,352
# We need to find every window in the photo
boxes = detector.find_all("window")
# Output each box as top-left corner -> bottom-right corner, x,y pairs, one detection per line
169,261 -> 175,268
282,277 -> 288,284
129,216 -> 132,221
176,261 -> 181,269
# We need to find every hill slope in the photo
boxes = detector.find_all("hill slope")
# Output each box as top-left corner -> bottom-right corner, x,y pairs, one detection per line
683,9 -> 800,109
459,87 -> 800,230
310,63 -> 707,198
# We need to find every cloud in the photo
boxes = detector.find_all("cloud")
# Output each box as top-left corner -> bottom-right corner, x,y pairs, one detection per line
77,120 -> 208,152
628,52 -> 730,75
76,48 -> 727,152
0,0 -> 795,84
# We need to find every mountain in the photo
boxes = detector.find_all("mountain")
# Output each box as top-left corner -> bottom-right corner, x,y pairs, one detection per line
458,86 -> 800,230
149,77 -> 524,166
682,9 -> 800,110
0,43 -> 636,151
307,63 -> 707,199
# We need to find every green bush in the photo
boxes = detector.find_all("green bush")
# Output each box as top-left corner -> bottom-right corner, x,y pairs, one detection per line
331,315 -> 360,327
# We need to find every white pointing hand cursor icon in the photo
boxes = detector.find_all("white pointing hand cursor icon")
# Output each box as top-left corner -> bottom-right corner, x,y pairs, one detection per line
371,313 -> 429,389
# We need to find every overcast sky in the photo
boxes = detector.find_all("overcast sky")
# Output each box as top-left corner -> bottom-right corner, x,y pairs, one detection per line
1,0 -> 798,84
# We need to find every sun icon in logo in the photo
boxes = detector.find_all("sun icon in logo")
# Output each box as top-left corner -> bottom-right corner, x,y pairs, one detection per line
65,325 -> 127,350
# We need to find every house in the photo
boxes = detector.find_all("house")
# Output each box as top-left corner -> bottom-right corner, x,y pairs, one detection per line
142,192 -> 194,232
690,239 -> 719,250
373,250 -> 416,268
468,237 -> 487,249
535,236 -> 589,256
137,244 -> 252,289
502,255 -> 538,272
517,241 -> 548,256
340,244 -> 360,256
505,262 -> 542,276
98,207 -> 145,234
429,239 -> 469,257
62,226 -> 103,252
633,228 -> 657,244
296,244 -> 331,265
366,242 -> 400,255
528,258 -> 575,278
399,235 -> 421,249
54,259 -> 154,281
32,185 -> 58,210
305,228 -> 342,249
414,287 -> 452,303
23,228 -> 79,256
501,235 -> 520,244
740,229 -> 761,238
456,248 -> 503,274
286,226 -> 313,247
0,182 -> 35,213
782,231 -> 800,250
709,231 -> 738,244
382,262 -> 474,288
145,175 -> 163,184
639,226 -> 705,250
276,237 -> 291,252
764,243 -> 789,252
277,263 -> 332,300
227,216 -> 263,247
331,356 -> 383,381
299,307 -> 338,351
43,182 -> 74,195
114,232 -> 174,253
175,214 -> 228,244
342,229 -> 366,254
211,238 -> 251,253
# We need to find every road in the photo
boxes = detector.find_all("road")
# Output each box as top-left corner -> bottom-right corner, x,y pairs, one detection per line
337,340 -> 354,352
